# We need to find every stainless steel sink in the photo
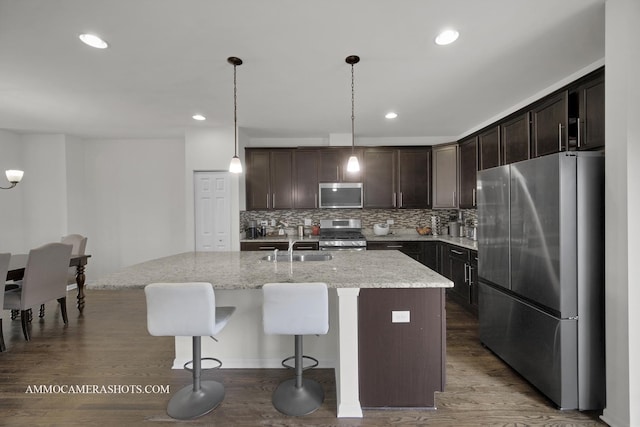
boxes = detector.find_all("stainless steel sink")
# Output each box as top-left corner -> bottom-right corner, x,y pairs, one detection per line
261,253 -> 333,262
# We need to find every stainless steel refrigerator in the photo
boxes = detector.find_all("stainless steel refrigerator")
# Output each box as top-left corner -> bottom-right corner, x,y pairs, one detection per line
477,152 -> 605,410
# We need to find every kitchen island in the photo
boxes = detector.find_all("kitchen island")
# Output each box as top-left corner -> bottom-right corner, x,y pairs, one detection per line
90,250 -> 452,417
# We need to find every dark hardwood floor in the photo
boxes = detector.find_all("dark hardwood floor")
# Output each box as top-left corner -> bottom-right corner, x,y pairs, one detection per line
0,289 -> 606,426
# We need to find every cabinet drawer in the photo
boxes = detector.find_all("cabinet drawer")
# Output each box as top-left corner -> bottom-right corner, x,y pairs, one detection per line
292,242 -> 318,251
447,245 -> 470,261
240,242 -> 289,251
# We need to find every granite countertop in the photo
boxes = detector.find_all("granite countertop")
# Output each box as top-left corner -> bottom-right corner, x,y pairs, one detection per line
89,250 -> 452,290
363,230 -> 478,251
241,230 -> 477,251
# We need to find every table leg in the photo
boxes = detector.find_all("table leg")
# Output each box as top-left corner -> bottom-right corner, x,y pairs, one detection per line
335,288 -> 363,418
76,265 -> 86,314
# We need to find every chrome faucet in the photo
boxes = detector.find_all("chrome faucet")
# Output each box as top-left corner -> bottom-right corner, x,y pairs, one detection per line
288,239 -> 295,259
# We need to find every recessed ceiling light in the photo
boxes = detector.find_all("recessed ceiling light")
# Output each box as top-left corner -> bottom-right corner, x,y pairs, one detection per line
192,114 -> 206,121
79,33 -> 108,49
385,112 -> 398,119
435,29 -> 459,46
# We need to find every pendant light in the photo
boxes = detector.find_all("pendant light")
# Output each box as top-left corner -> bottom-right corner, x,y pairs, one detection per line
228,56 -> 243,174
345,55 -> 360,173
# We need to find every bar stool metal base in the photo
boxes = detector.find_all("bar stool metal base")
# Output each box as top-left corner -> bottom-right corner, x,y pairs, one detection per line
167,380 -> 225,420
272,378 -> 324,416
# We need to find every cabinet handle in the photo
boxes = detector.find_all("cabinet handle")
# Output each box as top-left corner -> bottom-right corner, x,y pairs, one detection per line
393,192 -> 397,208
387,245 -> 403,248
468,265 -> 474,287
451,249 -> 464,255
295,245 -> 315,250
272,193 -> 276,209
558,123 -> 565,151
400,192 -> 403,207
259,246 -> 276,250
472,188 -> 476,207
452,191 -> 456,206
315,193 -> 318,208
577,118 -> 581,148
464,263 -> 469,284
266,193 -> 270,209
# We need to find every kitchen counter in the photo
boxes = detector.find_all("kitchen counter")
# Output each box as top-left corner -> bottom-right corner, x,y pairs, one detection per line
240,230 -> 478,251
89,250 -> 451,418
89,250 -> 451,290
363,229 -> 478,251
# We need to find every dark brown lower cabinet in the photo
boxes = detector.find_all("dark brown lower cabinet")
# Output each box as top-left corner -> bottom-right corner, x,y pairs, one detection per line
358,288 -> 445,407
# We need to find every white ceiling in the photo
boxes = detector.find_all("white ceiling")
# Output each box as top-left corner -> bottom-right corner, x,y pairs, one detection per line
0,0 -> 605,141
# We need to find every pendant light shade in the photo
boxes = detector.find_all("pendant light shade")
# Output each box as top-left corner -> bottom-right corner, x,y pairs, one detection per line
229,156 -> 242,173
228,56 -> 243,174
346,155 -> 360,173
345,55 -> 360,173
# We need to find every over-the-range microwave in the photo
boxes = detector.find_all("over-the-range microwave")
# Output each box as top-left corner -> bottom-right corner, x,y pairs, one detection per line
318,182 -> 363,209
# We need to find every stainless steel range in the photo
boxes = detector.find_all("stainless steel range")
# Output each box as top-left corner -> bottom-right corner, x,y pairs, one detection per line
318,219 -> 366,251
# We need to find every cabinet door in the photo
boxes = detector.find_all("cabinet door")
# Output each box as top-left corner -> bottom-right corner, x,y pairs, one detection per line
270,150 -> 293,209
397,148 -> 431,208
532,91 -> 568,157
363,148 -> 396,208
478,126 -> 501,170
240,242 -> 289,251
578,76 -> 604,150
246,149 -> 270,210
318,148 -> 363,182
432,144 -> 458,208
318,149 -> 342,182
458,137 -> 477,209
448,247 -> 470,303
422,242 -> 439,272
502,112 -> 531,164
469,251 -> 478,309
294,149 -> 319,209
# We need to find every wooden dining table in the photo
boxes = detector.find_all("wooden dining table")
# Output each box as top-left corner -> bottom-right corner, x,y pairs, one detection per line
6,254 -> 92,314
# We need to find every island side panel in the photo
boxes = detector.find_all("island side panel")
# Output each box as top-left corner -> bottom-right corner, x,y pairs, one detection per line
358,288 -> 445,407
335,287 -> 363,418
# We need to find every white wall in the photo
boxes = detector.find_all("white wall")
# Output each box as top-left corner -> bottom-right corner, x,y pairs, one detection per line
79,138 -> 187,279
601,0 -> 640,426
20,134 -> 68,250
0,129 -> 25,252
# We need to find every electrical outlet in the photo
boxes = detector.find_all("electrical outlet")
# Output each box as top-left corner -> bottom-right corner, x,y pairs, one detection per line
391,310 -> 410,323
260,220 -> 268,227
304,218 -> 312,226
270,219 -> 276,227
387,219 -> 394,225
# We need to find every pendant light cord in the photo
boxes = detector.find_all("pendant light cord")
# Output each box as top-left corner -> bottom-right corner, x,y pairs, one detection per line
233,63 -> 238,157
351,62 -> 355,153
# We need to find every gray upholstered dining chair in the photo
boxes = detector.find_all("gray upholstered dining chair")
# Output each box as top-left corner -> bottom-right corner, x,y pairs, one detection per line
0,252 -> 11,352
3,243 -> 73,341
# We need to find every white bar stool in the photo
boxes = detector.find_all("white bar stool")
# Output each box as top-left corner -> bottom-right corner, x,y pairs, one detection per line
262,282 -> 329,416
145,282 -> 235,420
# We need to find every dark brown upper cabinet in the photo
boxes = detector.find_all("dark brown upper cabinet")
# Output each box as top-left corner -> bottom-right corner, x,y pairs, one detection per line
293,149 -> 319,209
363,147 -> 431,209
478,126 -> 501,170
432,143 -> 458,209
363,148 -> 396,208
245,148 -> 293,210
458,137 -> 478,209
318,148 -> 363,183
501,112 -> 531,165
397,147 -> 431,208
568,73 -> 604,151
532,91 -> 569,157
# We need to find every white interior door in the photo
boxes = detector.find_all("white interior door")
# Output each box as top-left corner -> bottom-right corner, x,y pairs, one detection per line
194,171 -> 231,251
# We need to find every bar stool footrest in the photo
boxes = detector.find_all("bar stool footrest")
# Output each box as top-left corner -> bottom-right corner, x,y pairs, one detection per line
183,357 -> 222,372
281,354 -> 319,371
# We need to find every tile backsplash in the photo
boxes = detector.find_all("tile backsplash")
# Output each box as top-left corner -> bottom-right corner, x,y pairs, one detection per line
240,208 -> 477,235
